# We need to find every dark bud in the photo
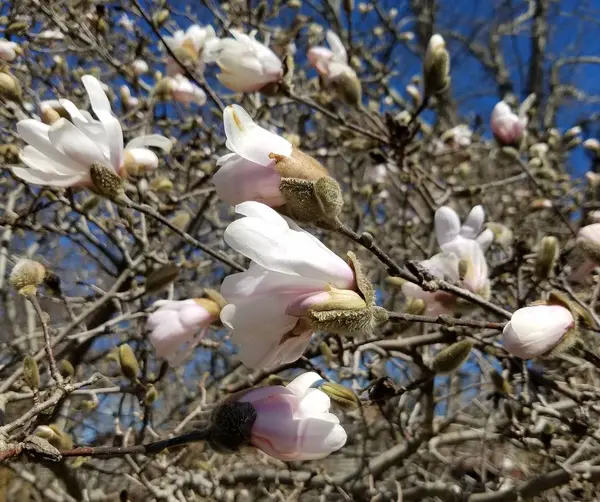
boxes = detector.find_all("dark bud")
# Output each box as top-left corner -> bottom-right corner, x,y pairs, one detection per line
208,401 -> 257,453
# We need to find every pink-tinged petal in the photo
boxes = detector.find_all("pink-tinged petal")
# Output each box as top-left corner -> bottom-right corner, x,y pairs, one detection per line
285,291 -> 332,316
212,155 -> 285,207
308,47 -> 334,68
223,105 -> 292,165
286,372 -> 323,397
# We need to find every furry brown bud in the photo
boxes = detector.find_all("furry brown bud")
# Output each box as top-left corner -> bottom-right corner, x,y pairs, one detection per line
90,163 -> 123,198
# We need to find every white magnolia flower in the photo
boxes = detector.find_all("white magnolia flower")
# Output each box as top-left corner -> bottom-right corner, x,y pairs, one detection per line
37,29 -> 65,41
238,372 -> 347,461
435,205 -> 494,251
146,299 -> 220,365
132,59 -> 149,76
216,30 -> 283,92
220,202 -> 357,368
165,24 -> 220,76
12,75 -> 172,187
165,75 -> 207,106
118,14 -> 135,33
307,30 -> 357,84
502,305 -> 574,359
0,39 -> 20,62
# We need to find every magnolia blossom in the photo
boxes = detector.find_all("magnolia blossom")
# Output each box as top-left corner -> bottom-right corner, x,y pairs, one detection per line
403,206 -> 492,315
165,75 -> 207,106
216,30 -> 283,92
0,39 -> 19,62
583,138 -> 600,157
491,101 -> 526,146
165,24 -> 220,76
569,223 -> 600,282
502,305 -> 574,359
131,59 -> 149,76
238,372 -> 347,461
432,125 -> 472,155
220,202 -> 357,368
37,30 -> 65,41
147,299 -> 220,365
120,85 -> 139,110
12,75 -> 172,187
118,14 -> 135,33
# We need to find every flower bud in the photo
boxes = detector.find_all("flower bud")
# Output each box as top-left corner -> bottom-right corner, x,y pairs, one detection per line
90,163 -> 123,198
431,340 -> 472,373
320,382 -> 359,409
34,425 -> 57,441
0,72 -> 22,103
145,264 -> 180,294
58,359 -> 74,378
564,126 -> 581,142
577,224 -> 600,264
423,34 -> 450,97
491,101 -> 526,146
319,342 -> 335,364
151,177 -> 173,193
406,297 -> 426,315
144,384 -> 158,405
279,176 -> 343,224
170,211 -> 191,231
502,305 -> 576,359
535,236 -> 559,279
490,370 -> 510,395
583,138 -> 600,157
41,105 -> 61,125
332,70 -> 362,105
10,259 -> 46,296
152,9 -> 170,26
118,344 -> 140,382
48,424 -> 73,449
23,356 -> 40,390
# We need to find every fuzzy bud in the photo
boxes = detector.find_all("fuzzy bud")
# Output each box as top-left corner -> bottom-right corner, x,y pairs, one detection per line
0,72 -> 22,103
405,297 -> 426,315
320,382 -> 359,409
58,359 -> 74,378
118,344 -> 140,382
144,384 -> 158,406
431,340 -> 472,373
23,356 -> 40,390
145,264 -> 180,294
577,224 -> 600,264
535,236 -> 559,279
170,211 -> 191,231
423,34 -> 450,97
583,138 -> 600,157
279,176 -> 343,224
152,9 -> 170,26
10,259 -> 46,296
332,70 -> 362,105
90,163 -> 123,198
150,177 -> 173,193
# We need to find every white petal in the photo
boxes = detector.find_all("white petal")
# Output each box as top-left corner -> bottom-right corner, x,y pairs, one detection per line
461,205 -> 485,239
11,167 -> 86,187
296,416 -> 347,459
125,134 -> 172,153
20,146 -> 79,175
298,388 -> 331,415
476,228 -> 494,252
326,31 -> 347,63
286,372 -> 323,397
48,118 -> 108,167
435,206 -> 461,246
223,105 -> 291,165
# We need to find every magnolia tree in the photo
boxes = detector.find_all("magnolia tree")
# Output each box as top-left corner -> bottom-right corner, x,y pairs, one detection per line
1,0 -> 600,501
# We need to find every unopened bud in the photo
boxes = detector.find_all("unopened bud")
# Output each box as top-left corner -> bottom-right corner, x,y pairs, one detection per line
58,359 -> 74,378
564,126 -> 581,142
41,106 -> 61,125
150,177 -> 173,193
386,276 -> 406,289
405,298 -> 426,315
144,384 -> 158,406
10,259 -> 46,296
152,9 -> 170,26
170,211 -> 191,231
406,84 -> 421,105
34,425 -> 57,441
118,344 -> 140,382
145,263 -> 180,294
319,342 -> 335,364
271,148 -> 328,181
458,258 -> 470,281
90,163 -> 123,198
530,198 -> 552,210
583,138 -> 600,157
279,176 -> 343,224
48,424 -> 73,449
490,370 -> 510,394
431,340 -> 472,373
535,236 -> 559,279
308,287 -> 368,313
332,70 -> 362,105
23,356 -> 40,390
320,382 -> 359,409
0,72 -> 22,103
6,22 -> 28,35
194,298 -> 222,318
423,34 -> 450,97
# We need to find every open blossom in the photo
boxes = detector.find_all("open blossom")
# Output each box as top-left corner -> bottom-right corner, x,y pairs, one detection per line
216,30 -> 283,92
165,24 -> 220,76
146,299 -> 221,365
491,101 -> 527,146
502,305 -> 574,359
220,202 -> 358,368
164,75 -> 207,106
213,105 -> 328,207
402,206 -> 492,315
0,39 -> 20,62
12,75 -> 172,187
238,372 -> 347,461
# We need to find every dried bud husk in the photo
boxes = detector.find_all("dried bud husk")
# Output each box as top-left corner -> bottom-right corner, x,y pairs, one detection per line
203,288 -> 227,310
23,356 -> 40,390
271,148 -> 328,181
320,382 -> 359,409
41,106 -> 61,125
90,163 -> 123,198
118,344 -> 140,382
386,276 -> 406,289
423,34 -> 450,97
10,259 -> 46,296
583,139 -> 600,156
34,425 -> 58,441
58,359 -> 75,378
309,286 -> 367,312
458,258 -> 470,281
535,236 -> 559,279
144,384 -> 158,406
145,264 -> 180,294
431,340 -> 472,373
193,297 -> 222,319
0,72 -> 22,103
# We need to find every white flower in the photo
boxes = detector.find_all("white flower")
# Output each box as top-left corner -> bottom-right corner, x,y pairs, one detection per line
132,59 -> 149,76
238,372 -> 347,461
120,85 -> 139,109
12,75 -> 172,187
118,14 -> 135,33
0,39 -> 20,62
146,299 -> 220,365
307,30 -> 358,85
166,75 -> 207,106
37,29 -> 65,41
435,205 -> 494,251
502,305 -> 574,359
216,30 -> 283,92
165,24 -> 220,76
220,202 -> 357,368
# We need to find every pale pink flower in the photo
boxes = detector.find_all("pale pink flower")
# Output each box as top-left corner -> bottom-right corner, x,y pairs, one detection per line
491,101 -> 526,146
146,299 -> 219,365
216,30 -> 283,92
12,76 -> 171,187
435,205 -> 494,251
220,202 -> 357,368
167,75 -> 207,106
502,305 -> 574,359
213,105 -> 291,207
238,372 -> 347,461
307,31 -> 357,85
